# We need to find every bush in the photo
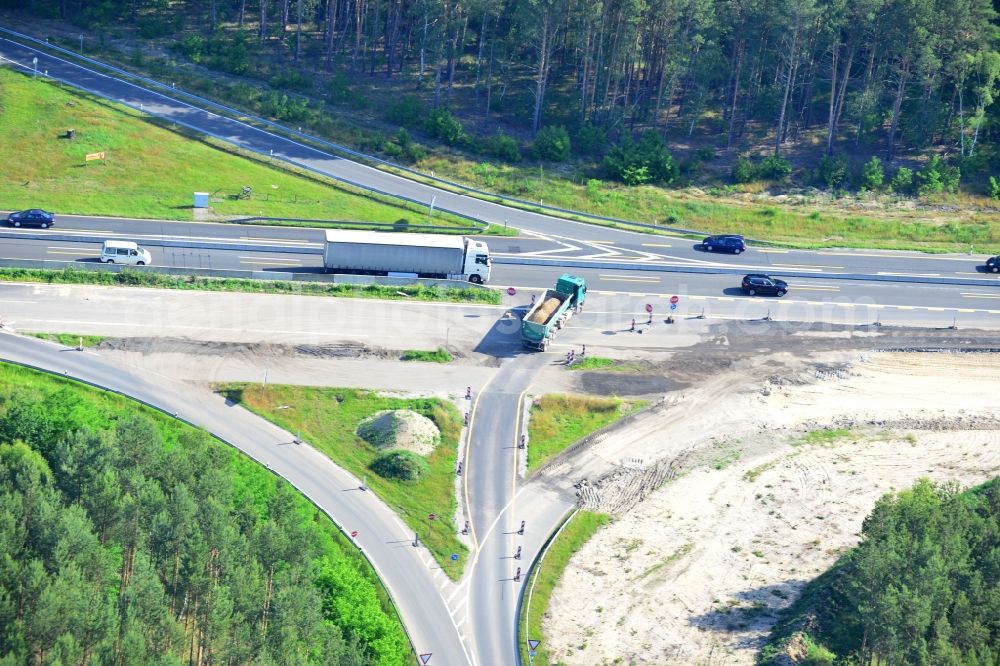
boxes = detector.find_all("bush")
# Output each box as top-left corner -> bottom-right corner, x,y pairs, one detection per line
860,156 -> 884,191
574,122 -> 607,156
818,155 -> 850,189
271,70 -> 313,93
990,176 -> 1000,200
370,451 -> 429,483
176,34 -> 206,63
405,143 -> 428,164
472,163 -> 498,188
603,130 -> 678,185
483,129 -> 522,162
916,155 -> 960,196
757,154 -> 793,180
137,14 -> 182,39
424,108 -> 467,146
889,167 -> 914,194
209,35 -> 249,75
534,125 -> 571,161
260,92 -> 309,122
732,156 -> 756,183
388,97 -> 425,127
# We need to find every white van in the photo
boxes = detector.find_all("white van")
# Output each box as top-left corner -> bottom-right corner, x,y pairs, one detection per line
100,240 -> 152,266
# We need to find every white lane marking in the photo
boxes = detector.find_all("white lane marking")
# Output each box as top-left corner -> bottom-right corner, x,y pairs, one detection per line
641,243 -> 673,248
961,292 -> 1000,299
876,272 -> 941,277
47,245 -> 99,250
238,259 -> 306,266
46,250 -> 89,256
773,263 -> 844,269
0,299 -> 36,303
598,275 -> 660,283
757,249 -> 789,254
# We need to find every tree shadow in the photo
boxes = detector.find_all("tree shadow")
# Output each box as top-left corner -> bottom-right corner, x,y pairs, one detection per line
686,578 -> 810,641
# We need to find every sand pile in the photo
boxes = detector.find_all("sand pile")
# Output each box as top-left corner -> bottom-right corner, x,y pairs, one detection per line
356,409 -> 440,455
528,295 -> 564,324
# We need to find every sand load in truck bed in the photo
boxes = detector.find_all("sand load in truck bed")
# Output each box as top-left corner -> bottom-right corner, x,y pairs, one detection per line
528,296 -> 564,324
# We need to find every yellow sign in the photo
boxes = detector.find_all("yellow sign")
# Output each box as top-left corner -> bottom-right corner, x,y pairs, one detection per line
85,151 -> 105,161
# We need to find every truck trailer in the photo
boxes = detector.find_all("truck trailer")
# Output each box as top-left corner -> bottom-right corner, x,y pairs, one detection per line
323,230 -> 492,283
521,274 -> 587,350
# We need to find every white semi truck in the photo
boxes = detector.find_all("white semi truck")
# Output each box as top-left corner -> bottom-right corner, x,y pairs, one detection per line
322,230 -> 492,283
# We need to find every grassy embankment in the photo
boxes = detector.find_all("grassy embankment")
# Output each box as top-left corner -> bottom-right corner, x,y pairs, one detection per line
218,384 -> 468,579
526,394 -> 646,474
518,510 -> 611,666
0,67 -> 500,233
417,157 -> 1000,253
566,356 -> 645,372
0,362 -> 409,663
0,267 -> 501,304
29,332 -> 107,347
400,347 -> 453,362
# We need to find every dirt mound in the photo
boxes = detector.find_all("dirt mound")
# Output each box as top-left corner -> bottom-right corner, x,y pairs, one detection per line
356,409 -> 440,455
528,296 -> 563,324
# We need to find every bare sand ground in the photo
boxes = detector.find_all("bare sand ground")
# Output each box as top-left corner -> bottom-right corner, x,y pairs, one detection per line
542,352 -> 1000,665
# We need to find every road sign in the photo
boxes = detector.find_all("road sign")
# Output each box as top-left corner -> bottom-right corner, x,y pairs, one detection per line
528,639 -> 541,650
507,287 -> 517,296
450,553 -> 459,561
645,303 -> 653,313
419,654 -> 432,664
670,295 -> 679,304
350,530 -> 358,538
670,303 -> 677,311
428,513 -> 437,521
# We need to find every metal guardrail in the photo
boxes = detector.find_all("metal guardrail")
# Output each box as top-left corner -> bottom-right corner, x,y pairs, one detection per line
492,256 -> 1000,288
0,257 -> 478,289
233,216 -> 483,234
0,25 -> 709,238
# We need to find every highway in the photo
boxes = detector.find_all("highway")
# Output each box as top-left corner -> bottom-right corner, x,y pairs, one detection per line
0,33 -> 999,666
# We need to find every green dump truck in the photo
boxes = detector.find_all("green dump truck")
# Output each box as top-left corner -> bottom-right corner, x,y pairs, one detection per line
520,274 -> 587,351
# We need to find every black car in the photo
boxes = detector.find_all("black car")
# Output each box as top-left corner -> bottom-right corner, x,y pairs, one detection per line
986,255 -> 1000,273
702,234 -> 746,254
742,273 -> 788,296
8,209 -> 55,229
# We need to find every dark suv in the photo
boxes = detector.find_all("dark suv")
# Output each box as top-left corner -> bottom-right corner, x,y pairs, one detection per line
742,274 -> 788,296
8,209 -> 55,229
703,234 -> 746,254
986,256 -> 1000,273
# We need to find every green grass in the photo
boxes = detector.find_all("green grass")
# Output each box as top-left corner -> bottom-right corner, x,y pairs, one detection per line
519,510 -> 611,666
796,428 -> 855,447
217,384 -> 468,579
400,347 -> 453,363
526,394 -> 645,474
0,362 -> 409,661
566,356 -> 644,372
29,332 -> 107,347
0,267 -> 501,304
0,67 -> 479,231
422,155 -> 1000,253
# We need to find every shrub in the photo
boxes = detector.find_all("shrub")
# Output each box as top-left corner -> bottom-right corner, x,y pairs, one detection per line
405,143 -> 428,163
732,156 -> 756,183
757,154 -> 793,180
484,130 -> 522,162
860,156 -> 885,190
472,163 -> 498,188
574,122 -> 607,156
137,14 -> 182,39
818,155 -> 850,189
370,451 -> 429,483
916,156 -> 960,196
889,167 -> 913,194
176,34 -> 206,63
990,176 -> 1000,200
424,108 -> 467,146
272,70 -> 313,93
534,125 -> 571,161
326,71 -> 354,103
209,35 -> 249,75
387,97 -> 421,126
260,92 -> 309,122
603,130 -> 677,185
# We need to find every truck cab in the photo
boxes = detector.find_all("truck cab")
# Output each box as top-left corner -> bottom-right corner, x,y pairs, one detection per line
556,273 -> 586,310
464,239 -> 492,284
